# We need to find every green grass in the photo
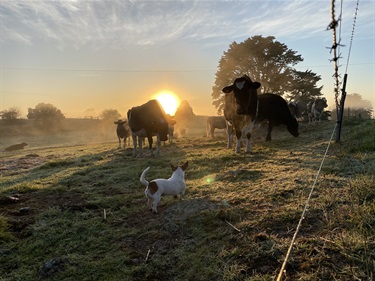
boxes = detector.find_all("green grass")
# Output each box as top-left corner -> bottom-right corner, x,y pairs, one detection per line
0,119 -> 374,280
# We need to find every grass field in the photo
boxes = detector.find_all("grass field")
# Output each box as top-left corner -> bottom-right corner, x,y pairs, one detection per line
0,119 -> 374,280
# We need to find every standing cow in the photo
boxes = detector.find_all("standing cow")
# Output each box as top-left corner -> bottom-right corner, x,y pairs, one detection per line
222,75 -> 299,149
309,98 -> 328,122
206,116 -> 227,139
114,120 -> 131,149
223,91 -> 253,153
127,100 -> 169,157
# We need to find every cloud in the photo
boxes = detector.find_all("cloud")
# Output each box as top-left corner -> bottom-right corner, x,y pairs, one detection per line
1,0 -> 372,50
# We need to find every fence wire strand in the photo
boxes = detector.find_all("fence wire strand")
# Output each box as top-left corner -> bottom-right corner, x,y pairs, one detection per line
276,123 -> 338,281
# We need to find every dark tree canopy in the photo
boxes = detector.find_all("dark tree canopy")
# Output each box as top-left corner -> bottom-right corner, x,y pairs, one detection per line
211,35 -> 322,114
100,109 -> 121,121
27,103 -> 65,121
0,107 -> 22,122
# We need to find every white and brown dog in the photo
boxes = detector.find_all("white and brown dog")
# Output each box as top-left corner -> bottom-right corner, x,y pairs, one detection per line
140,161 -> 188,213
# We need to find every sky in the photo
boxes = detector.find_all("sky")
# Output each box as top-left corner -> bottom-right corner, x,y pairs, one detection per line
1,0 -> 374,118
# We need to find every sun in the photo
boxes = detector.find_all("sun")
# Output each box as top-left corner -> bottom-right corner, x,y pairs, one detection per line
154,91 -> 180,115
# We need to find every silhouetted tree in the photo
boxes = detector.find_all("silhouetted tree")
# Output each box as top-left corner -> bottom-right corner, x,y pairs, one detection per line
211,35 -> 321,114
0,107 -> 22,122
99,109 -> 121,121
27,103 -> 65,130
332,93 -> 373,119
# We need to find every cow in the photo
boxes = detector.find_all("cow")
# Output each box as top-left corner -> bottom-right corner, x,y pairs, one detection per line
127,100 -> 169,157
166,114 -> 177,144
310,98 -> 328,122
114,120 -> 131,149
206,116 -> 227,139
4,142 -> 28,151
288,102 -> 300,119
222,75 -> 299,146
223,91 -> 253,153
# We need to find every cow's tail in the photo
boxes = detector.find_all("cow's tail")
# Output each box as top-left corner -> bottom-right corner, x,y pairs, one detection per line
140,166 -> 150,187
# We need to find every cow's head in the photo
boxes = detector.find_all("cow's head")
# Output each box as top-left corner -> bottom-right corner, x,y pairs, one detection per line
287,118 -> 300,137
114,119 -> 126,125
222,75 -> 261,115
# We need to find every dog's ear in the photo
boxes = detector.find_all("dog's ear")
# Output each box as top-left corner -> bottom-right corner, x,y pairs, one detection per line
170,163 -> 178,171
181,161 -> 189,171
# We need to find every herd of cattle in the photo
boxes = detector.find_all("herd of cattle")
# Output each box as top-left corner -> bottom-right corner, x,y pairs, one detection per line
115,75 -> 328,156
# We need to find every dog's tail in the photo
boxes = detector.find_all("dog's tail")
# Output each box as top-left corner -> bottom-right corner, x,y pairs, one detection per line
140,166 -> 150,187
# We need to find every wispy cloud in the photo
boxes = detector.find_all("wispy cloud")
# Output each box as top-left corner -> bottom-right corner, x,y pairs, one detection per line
1,0 -> 372,50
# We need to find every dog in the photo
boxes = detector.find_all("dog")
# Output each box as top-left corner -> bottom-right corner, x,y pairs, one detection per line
140,161 -> 189,213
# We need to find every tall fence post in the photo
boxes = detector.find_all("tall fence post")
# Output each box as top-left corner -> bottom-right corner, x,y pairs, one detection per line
336,74 -> 348,143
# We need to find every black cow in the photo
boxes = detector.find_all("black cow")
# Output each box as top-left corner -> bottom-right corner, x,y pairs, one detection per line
223,92 -> 253,153
127,100 -> 169,157
206,116 -> 226,139
4,142 -> 28,151
114,120 -> 131,149
222,75 -> 299,144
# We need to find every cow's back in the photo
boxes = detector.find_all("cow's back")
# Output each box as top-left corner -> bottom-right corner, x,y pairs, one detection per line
257,94 -> 293,124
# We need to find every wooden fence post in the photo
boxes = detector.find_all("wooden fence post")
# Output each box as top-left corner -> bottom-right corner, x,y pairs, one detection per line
336,74 -> 348,143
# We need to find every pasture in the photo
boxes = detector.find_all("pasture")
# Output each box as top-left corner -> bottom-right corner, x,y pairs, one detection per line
0,119 -> 374,280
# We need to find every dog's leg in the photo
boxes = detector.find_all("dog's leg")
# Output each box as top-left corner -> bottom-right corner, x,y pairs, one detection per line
152,194 -> 161,213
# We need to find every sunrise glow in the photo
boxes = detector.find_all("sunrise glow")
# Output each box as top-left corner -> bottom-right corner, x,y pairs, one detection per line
154,91 -> 180,115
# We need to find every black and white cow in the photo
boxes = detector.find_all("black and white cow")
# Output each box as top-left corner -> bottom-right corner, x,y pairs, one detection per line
206,116 -> 227,139
223,91 -> 253,153
222,75 -> 299,147
288,101 -> 300,119
114,120 -> 131,149
127,100 -> 169,157
309,98 -> 328,122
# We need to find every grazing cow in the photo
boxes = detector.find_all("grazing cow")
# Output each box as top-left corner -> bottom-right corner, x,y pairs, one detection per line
166,115 -> 177,144
288,102 -> 300,119
4,142 -> 28,151
127,100 -> 169,157
310,98 -> 328,122
222,75 -> 299,145
114,120 -> 131,149
206,116 -> 226,139
223,91 -> 253,153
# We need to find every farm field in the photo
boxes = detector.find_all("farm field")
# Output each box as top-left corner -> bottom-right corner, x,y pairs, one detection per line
0,119 -> 374,280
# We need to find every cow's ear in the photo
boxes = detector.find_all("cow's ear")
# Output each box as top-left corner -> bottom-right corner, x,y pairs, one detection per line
114,121 -> 118,124
222,85 -> 233,93
252,82 -> 261,89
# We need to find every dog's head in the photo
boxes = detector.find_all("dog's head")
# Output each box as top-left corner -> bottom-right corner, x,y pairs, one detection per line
170,161 -> 188,172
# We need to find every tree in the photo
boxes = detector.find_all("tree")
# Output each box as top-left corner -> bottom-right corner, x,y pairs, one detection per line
340,93 -> 373,119
27,103 -> 65,131
99,109 -> 121,121
211,35 -> 321,114
286,69 -> 324,113
0,107 -> 22,122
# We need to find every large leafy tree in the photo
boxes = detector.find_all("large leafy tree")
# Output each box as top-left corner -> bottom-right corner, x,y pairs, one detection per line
27,103 -> 65,130
285,69 -> 323,113
211,35 -> 321,114
100,109 -> 121,121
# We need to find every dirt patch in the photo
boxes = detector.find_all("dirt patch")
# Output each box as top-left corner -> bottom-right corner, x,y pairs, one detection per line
0,154 -> 47,176
0,190 -> 88,237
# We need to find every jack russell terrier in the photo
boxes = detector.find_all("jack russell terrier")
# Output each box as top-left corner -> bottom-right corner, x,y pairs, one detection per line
140,161 -> 189,213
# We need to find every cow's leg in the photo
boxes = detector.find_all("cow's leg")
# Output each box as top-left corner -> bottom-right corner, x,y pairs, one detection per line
147,135 -> 153,155
132,134 -> 137,157
138,136 -> 144,157
123,137 -> 126,149
118,137 -> 121,149
235,129 -> 242,153
266,122 -> 274,141
155,134 -> 161,155
226,123 -> 233,149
